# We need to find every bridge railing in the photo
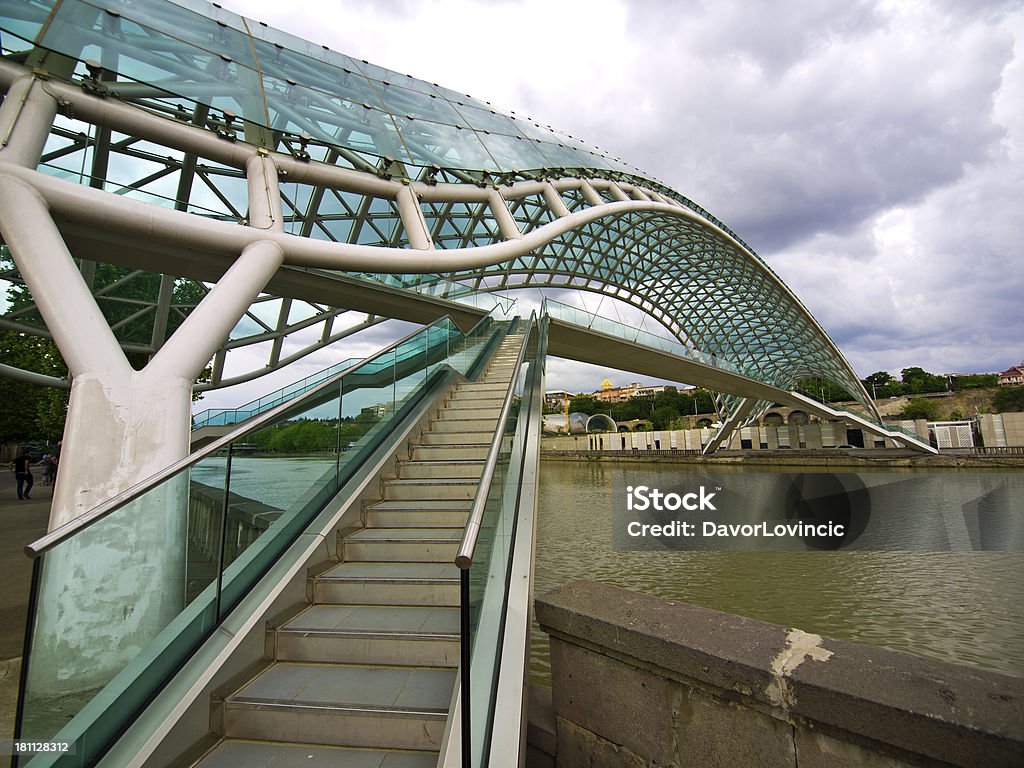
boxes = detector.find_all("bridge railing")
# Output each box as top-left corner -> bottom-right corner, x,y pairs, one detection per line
818,399 -> 925,442
455,311 -> 546,767
14,309 -> 508,767
191,356 -> 364,429
541,297 -> 747,376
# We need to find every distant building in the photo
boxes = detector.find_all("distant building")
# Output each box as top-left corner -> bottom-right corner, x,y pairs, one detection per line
998,364 -> 1024,387
593,379 -> 669,403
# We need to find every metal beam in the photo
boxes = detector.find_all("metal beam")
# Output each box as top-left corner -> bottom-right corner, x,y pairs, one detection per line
702,397 -> 756,454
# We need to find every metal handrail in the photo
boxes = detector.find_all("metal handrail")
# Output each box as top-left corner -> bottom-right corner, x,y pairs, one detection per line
455,312 -> 535,569
191,356 -> 364,428
25,314 -> 479,559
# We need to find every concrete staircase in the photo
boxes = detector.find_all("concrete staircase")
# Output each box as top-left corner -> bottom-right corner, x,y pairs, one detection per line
190,333 -> 524,767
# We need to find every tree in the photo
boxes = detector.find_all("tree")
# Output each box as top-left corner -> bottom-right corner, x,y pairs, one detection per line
862,371 -> 904,398
1,248 -> 213,441
568,395 -> 604,416
901,397 -> 941,421
993,387 -> 1024,413
652,405 -> 679,430
0,330 -> 70,442
949,373 -> 998,391
900,367 -> 947,395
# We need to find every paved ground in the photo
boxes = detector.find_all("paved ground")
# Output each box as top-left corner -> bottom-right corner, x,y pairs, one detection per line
0,469 -> 52,757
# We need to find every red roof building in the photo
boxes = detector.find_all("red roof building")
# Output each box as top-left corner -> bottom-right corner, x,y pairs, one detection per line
998,364 -> 1024,387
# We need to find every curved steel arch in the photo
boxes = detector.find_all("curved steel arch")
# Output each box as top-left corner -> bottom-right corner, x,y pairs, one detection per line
396,207 -> 870,410
0,0 -> 875,420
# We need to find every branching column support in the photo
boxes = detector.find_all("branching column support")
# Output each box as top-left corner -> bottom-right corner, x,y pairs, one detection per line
0,76 -> 285,693
702,397 -> 757,454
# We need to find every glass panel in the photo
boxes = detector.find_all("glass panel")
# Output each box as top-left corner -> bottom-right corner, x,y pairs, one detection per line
390,115 -> 499,171
541,297 -> 746,373
461,317 -> 541,766
0,0 -> 56,47
17,449 -> 229,762
19,0 -> 633,176
218,398 -> 341,615
465,415 -> 516,765
478,132 -> 552,173
42,1 -> 261,121
373,80 -> 464,125
454,103 -> 523,137
15,312 -> 506,765
191,357 -> 362,429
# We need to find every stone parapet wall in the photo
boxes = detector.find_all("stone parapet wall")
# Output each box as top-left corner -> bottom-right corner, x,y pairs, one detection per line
188,481 -> 282,565
534,581 -> 1024,768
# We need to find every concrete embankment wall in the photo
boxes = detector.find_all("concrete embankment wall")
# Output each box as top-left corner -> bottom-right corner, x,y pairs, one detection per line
531,581 -> 1024,768
543,412 -> 1024,452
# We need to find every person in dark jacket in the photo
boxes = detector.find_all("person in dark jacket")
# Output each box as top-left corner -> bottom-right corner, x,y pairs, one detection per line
11,451 -> 33,500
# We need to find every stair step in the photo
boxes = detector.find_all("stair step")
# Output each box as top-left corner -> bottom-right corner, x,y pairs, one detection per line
313,562 -> 459,605
456,382 -> 509,392
449,386 -> 506,397
193,739 -> 438,767
274,604 -> 459,666
342,528 -> 462,562
398,460 -> 484,479
383,478 -> 479,500
429,417 -> 498,433
420,431 -> 495,446
365,507 -> 470,528
440,403 -> 502,416
224,662 -> 454,750
411,444 -> 489,461
367,499 -> 474,512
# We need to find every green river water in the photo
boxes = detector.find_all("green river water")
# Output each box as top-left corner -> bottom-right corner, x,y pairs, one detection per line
529,460 -> 1024,685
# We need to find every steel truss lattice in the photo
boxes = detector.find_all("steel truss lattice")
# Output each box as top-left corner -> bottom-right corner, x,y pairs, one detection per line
0,0 -> 875,425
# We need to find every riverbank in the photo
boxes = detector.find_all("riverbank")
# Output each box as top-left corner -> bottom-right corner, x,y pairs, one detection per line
542,448 -> 1024,469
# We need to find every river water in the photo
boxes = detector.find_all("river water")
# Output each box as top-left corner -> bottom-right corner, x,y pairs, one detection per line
530,460 -> 1024,684
188,456 -> 1024,682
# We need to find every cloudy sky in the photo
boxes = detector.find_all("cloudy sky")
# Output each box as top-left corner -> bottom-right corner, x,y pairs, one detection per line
202,0 -> 1023,405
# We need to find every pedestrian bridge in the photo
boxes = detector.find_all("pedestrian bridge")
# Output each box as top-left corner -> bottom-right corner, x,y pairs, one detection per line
0,1 -> 933,764
10,305 -> 932,768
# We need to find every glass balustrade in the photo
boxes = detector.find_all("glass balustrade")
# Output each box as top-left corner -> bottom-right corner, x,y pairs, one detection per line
458,313 -> 547,767
14,309 -> 507,767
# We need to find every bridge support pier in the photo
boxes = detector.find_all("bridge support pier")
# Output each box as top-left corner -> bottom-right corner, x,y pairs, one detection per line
0,180 -> 283,694
702,397 -> 756,454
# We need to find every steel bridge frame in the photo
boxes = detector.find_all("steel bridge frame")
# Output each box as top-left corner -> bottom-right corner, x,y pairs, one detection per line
1,0 -> 886,508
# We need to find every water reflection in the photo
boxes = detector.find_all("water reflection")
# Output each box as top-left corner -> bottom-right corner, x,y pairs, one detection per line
531,460 -> 1024,685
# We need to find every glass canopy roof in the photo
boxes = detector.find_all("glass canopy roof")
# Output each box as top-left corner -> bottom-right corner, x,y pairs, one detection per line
0,0 -> 648,176
0,0 -> 877,418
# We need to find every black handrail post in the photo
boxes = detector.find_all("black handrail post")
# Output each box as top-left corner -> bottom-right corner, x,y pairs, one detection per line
460,568 -> 472,768
11,555 -> 43,767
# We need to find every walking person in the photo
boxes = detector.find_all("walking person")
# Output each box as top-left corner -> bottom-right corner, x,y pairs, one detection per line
39,453 -> 56,486
11,450 -> 33,500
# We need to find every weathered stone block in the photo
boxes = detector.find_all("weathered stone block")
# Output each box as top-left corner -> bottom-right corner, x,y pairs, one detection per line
555,718 -> 650,768
550,639 -> 679,765
676,685 -> 794,767
537,581 -> 1024,768
794,730 -> 918,768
